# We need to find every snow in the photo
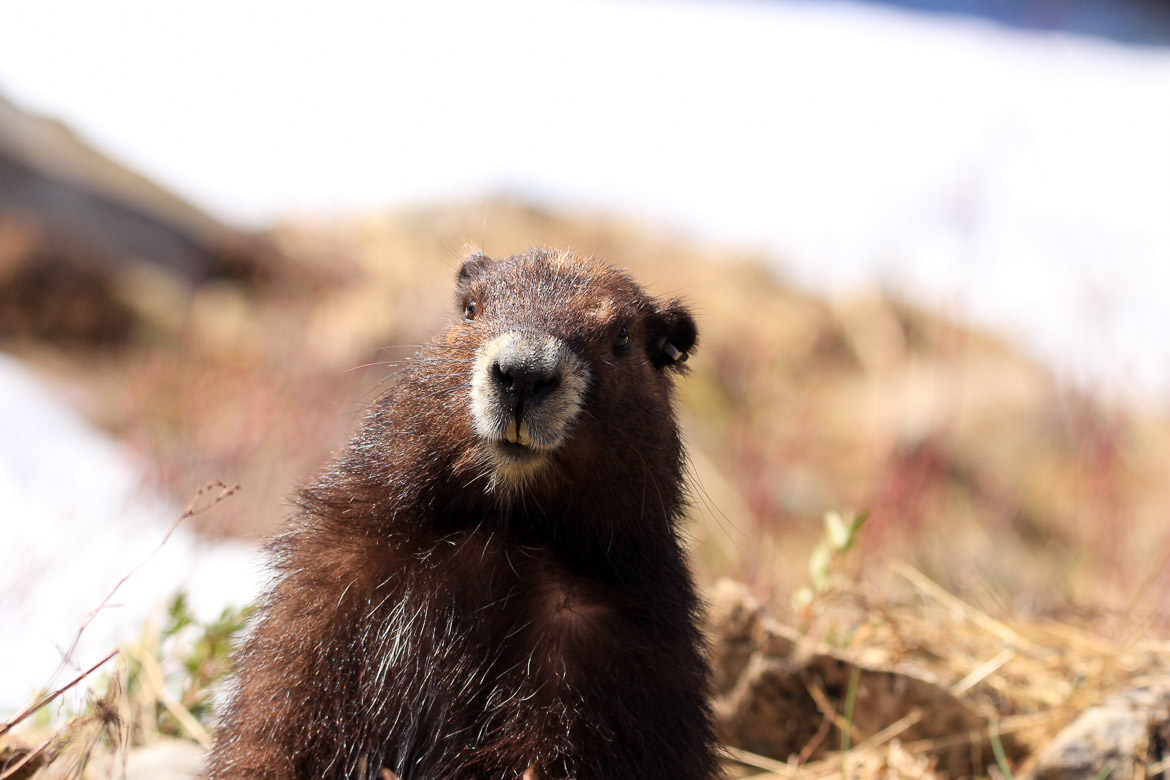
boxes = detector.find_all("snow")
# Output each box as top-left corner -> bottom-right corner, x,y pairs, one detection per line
0,355 -> 263,714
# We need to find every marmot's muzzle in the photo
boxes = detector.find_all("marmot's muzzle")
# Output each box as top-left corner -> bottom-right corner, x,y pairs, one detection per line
470,331 -> 589,467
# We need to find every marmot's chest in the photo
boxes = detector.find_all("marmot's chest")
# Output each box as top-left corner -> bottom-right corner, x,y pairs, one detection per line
412,528 -> 631,679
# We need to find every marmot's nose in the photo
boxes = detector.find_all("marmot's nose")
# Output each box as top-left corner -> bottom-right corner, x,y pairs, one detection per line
491,361 -> 561,405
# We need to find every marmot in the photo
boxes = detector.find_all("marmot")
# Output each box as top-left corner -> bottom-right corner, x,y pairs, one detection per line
207,248 -> 721,779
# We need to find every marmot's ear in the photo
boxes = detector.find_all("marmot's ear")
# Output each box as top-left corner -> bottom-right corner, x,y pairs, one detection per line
457,252 -> 492,286
649,298 -> 697,370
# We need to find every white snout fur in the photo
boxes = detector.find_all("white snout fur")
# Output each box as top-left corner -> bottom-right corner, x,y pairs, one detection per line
470,331 -> 589,483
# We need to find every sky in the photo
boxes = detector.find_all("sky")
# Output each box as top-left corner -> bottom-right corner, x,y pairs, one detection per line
2,0 -> 1170,402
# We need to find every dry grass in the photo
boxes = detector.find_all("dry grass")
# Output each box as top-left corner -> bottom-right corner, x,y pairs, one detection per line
8,558 -> 1165,778
712,556 -> 1169,778
5,198 -> 1170,777
0,484 -> 239,780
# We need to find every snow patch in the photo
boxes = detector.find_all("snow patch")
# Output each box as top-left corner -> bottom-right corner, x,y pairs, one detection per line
0,355 -> 263,714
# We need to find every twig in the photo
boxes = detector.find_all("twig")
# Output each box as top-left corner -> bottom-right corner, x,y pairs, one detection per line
47,481 -> 239,691
0,650 -> 118,738
0,480 -> 238,779
796,719 -> 832,764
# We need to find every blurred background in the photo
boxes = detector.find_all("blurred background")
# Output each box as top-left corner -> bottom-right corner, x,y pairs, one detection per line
2,0 -> 1170,727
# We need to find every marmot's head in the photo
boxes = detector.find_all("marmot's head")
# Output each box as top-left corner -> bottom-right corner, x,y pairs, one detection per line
439,248 -> 696,496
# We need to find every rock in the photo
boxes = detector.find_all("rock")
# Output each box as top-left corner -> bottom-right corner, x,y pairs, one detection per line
122,739 -> 207,780
0,92 -> 274,344
1027,677 -> 1170,780
708,578 -> 799,698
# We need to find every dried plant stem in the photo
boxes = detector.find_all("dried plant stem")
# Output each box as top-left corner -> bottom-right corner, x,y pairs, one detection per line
796,719 -> 832,764
852,707 -> 924,751
951,649 -> 1015,697
893,562 -> 1049,657
47,481 -> 239,693
725,745 -> 800,777
0,649 -> 118,738
121,642 -> 212,747
900,711 -> 1052,753
801,673 -> 862,748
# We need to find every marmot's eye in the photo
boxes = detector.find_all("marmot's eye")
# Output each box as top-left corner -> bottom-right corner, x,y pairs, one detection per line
463,300 -> 477,322
614,326 -> 630,350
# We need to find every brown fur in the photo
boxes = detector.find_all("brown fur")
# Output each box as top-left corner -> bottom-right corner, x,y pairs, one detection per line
206,248 -> 720,779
